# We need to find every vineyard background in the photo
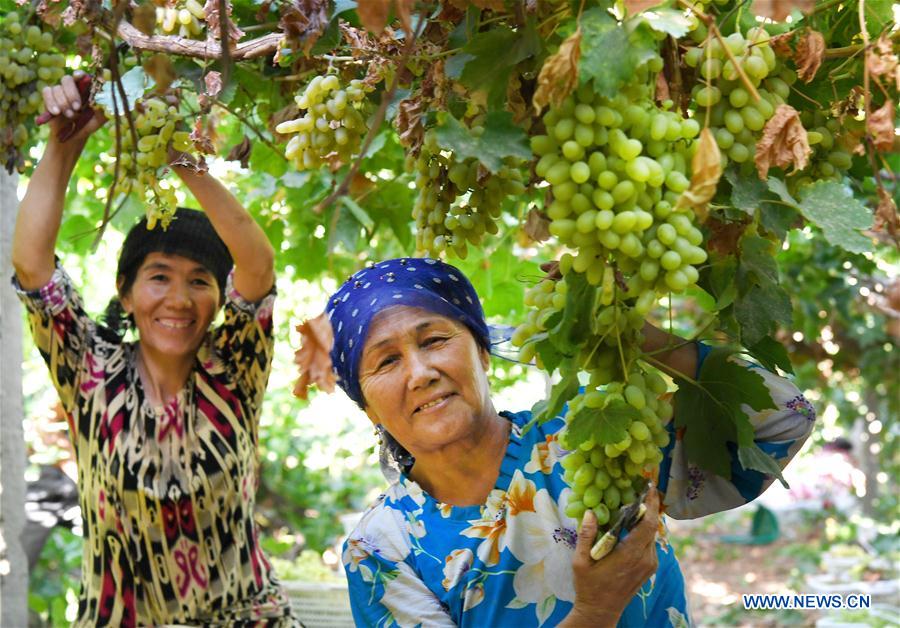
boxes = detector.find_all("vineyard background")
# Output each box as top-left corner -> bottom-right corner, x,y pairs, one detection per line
0,0 -> 898,625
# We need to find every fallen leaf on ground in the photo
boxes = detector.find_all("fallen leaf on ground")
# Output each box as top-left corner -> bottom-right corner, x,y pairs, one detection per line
754,105 -> 811,180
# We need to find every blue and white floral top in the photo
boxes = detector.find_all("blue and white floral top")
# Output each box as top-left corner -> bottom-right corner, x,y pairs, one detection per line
342,360 -> 816,627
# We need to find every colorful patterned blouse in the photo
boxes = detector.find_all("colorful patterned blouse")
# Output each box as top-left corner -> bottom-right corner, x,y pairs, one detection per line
342,362 -> 816,627
15,265 -> 296,627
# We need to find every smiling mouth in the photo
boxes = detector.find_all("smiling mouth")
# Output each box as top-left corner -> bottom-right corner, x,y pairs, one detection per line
415,394 -> 454,413
157,319 -> 194,329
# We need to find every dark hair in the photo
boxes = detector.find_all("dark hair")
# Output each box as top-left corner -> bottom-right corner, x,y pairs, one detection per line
101,207 -> 233,341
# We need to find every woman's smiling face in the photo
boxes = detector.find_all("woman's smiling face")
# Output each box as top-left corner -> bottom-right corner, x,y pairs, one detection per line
358,306 -> 494,458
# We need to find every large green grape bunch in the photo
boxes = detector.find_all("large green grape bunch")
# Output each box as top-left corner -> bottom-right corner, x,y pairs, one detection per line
533,85 -> 707,307
558,364 -> 672,525
276,74 -> 370,171
156,0 -> 207,38
104,96 -> 193,229
0,13 -> 65,171
685,27 -> 794,170
411,128 -> 526,259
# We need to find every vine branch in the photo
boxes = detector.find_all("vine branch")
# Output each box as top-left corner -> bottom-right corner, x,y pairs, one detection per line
115,20 -> 281,60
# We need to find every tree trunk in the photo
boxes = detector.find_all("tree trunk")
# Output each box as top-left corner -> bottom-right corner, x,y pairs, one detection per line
0,169 -> 27,626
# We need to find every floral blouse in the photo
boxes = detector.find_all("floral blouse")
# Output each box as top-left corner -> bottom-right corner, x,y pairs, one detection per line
342,361 -> 816,627
15,265 -> 296,627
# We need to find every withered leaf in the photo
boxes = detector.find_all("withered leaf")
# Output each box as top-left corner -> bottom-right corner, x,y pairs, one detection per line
706,217 -> 748,256
754,104 -> 811,180
751,0 -> 813,22
395,97 -> 424,152
293,312 -> 337,400
357,0 -> 391,35
204,0 -> 245,44
623,0 -> 664,14
524,208 -> 551,243
655,71 -> 670,104
143,54 -> 176,92
507,73 -> 530,126
204,71 -> 223,98
226,135 -> 252,168
471,0 -> 505,10
869,34 -> 900,90
532,26 -> 581,113
795,29 -> 825,83
868,100 -> 896,153
190,118 -> 216,155
873,186 -> 900,239
279,0 -> 328,55
394,0 -> 413,34
132,2 -> 157,36
675,127 -> 722,222
770,32 -> 793,57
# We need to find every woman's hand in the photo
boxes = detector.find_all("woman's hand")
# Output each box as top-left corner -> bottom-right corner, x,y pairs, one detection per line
41,72 -> 105,147
561,487 -> 661,628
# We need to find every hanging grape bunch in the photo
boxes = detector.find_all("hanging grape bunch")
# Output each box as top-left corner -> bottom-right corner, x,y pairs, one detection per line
276,74 -> 371,171
104,95 -> 193,229
156,0 -> 206,38
797,109 -> 856,185
0,13 -> 65,172
533,82 -> 707,307
411,124 -> 526,259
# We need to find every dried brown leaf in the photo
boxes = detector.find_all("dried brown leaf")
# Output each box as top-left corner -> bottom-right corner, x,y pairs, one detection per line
471,0 -> 505,10
143,54 -> 176,92
868,100 -> 896,153
204,0 -> 245,44
395,97 -> 424,152
770,32 -> 793,57
293,312 -> 337,400
190,118 -> 216,155
132,2 -> 157,36
204,71 -> 223,98
754,104 -> 811,180
751,0 -> 813,22
655,71 -> 670,104
394,0 -> 413,34
624,0 -> 664,14
706,217 -> 748,256
873,186 -> 900,239
532,27 -> 581,113
279,0 -> 328,54
675,127 -> 722,222
507,73 -> 530,126
524,208 -> 551,243
226,135 -> 252,168
869,34 -> 900,90
795,29 -> 825,83
357,0 -> 391,35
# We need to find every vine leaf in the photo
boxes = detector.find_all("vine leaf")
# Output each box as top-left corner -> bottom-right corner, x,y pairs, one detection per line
797,181 -> 873,254
532,26 -> 581,113
524,208 -> 551,243
750,0 -> 813,21
735,235 -> 792,346
580,8 -> 657,97
795,29 -> 825,83
725,167 -> 769,215
279,0 -> 330,53
530,369 -> 579,426
874,186 -> 900,239
754,105 -> 811,180
641,8 -> 692,38
433,111 -> 531,173
673,348 -> 780,482
454,23 -> 540,107
567,401 -> 637,448
868,100 -> 896,153
94,67 -> 150,114
204,0 -> 244,44
624,0 -> 664,14
356,0 -> 390,35
676,128 -> 721,222
745,336 -> 794,375
867,34 -> 899,85
293,312 -> 337,400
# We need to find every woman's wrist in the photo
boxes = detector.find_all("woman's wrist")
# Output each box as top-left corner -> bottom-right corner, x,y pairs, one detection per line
640,322 -> 698,380
561,604 -> 619,628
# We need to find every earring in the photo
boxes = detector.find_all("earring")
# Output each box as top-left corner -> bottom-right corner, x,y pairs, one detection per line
374,424 -> 385,446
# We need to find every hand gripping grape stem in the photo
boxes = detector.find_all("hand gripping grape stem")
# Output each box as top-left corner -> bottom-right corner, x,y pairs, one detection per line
35,73 -> 94,142
590,481 -> 651,561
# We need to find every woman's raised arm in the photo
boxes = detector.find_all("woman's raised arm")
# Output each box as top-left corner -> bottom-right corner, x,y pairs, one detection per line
12,73 -> 104,290
172,165 -> 275,302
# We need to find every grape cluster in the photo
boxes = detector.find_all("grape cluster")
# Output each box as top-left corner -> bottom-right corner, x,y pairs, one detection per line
276,74 -> 369,171
685,27 -> 795,170
559,366 -> 671,527
411,128 -> 526,259
105,96 -> 192,228
534,86 -> 707,304
796,111 -> 855,187
511,276 -> 567,365
0,14 -> 65,171
156,0 -> 206,38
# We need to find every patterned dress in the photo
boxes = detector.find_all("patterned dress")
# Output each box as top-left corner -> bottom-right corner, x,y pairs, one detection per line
342,361 -> 816,627
15,265 -> 296,627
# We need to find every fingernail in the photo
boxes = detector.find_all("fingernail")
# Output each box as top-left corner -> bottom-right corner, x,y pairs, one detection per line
50,107 -> 59,115
73,102 -> 80,111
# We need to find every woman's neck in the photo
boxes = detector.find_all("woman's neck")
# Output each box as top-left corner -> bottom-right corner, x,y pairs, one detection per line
136,345 -> 194,406
408,409 -> 511,507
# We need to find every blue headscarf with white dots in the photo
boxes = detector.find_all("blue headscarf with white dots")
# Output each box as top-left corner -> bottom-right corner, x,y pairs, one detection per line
326,258 -> 491,408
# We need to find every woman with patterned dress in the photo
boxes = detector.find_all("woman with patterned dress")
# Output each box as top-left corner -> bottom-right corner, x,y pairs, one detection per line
319,258 -> 816,627
12,75 -> 297,626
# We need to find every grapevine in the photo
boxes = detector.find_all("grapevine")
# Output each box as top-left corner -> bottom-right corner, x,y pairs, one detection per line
155,0 -> 206,39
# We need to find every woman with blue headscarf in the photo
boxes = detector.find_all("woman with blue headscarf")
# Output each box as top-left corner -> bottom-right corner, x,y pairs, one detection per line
324,258 -> 815,627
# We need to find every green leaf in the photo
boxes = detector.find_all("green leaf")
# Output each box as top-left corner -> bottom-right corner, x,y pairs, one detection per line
766,177 -> 798,207
738,444 -> 787,488
547,272 -> 596,357
341,196 -> 374,231
457,22 -> 539,106
760,203 -> 797,241
726,167 -> 769,215
95,67 -> 151,113
641,8 -> 692,38
673,348 -> 778,480
580,9 -> 657,97
249,141 -> 288,179
530,370 -> 579,426
737,235 -> 779,286
734,282 -> 793,346
58,214 -> 96,256
705,256 -> 737,309
744,335 -> 794,375
797,181 -> 873,254
434,111 -> 531,173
